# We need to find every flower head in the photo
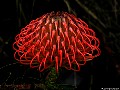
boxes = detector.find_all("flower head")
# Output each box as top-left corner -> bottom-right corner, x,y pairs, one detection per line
13,11 -> 101,73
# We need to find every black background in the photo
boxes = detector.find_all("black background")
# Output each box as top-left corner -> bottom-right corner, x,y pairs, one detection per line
0,0 -> 120,90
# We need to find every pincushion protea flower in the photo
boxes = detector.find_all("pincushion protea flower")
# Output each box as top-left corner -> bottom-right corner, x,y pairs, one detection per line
13,11 -> 101,73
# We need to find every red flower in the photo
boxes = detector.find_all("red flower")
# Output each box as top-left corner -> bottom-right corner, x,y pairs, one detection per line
13,11 -> 101,73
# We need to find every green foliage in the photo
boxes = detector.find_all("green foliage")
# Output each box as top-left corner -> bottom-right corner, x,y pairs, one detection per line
45,67 -> 59,90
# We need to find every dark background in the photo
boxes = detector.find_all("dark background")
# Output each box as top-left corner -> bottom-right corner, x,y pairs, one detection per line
0,0 -> 120,90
